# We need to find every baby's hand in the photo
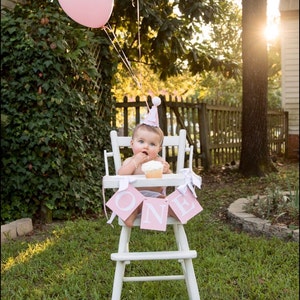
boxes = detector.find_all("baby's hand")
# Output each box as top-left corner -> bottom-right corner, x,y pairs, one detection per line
134,152 -> 149,165
162,161 -> 171,174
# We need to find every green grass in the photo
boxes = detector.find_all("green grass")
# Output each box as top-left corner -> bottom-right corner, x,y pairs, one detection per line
1,163 -> 299,300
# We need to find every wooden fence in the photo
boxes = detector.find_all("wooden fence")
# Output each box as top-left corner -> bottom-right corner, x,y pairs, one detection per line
113,95 -> 288,171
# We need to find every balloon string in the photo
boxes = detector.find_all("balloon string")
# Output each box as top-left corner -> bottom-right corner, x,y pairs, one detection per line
137,0 -> 141,61
136,0 -> 144,99
131,0 -> 151,111
131,0 -> 142,92
103,24 -> 141,89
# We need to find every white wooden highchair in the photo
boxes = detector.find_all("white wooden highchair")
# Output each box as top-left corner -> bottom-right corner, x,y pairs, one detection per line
103,129 -> 201,300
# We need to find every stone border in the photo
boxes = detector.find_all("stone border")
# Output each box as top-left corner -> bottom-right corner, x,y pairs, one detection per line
1,218 -> 33,243
228,196 -> 299,242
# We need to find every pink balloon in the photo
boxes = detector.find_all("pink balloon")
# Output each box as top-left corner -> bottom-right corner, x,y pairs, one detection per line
58,0 -> 114,28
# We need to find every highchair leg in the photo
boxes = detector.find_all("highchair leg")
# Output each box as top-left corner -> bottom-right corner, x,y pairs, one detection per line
173,223 -> 200,300
111,226 -> 132,300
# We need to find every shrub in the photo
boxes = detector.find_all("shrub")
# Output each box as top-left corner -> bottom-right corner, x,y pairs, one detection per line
244,183 -> 299,228
1,0 -> 114,223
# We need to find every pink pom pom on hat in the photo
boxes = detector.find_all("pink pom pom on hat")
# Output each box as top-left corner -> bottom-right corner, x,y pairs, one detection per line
142,96 -> 161,127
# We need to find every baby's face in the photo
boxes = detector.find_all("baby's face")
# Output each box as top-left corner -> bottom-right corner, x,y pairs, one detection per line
131,128 -> 162,159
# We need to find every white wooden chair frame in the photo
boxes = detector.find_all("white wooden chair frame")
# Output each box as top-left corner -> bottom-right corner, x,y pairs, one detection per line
103,129 -> 200,300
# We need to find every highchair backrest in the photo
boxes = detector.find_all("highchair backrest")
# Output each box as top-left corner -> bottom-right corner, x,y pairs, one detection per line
104,129 -> 193,176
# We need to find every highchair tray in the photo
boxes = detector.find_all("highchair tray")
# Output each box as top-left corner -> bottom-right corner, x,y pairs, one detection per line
102,174 -> 186,189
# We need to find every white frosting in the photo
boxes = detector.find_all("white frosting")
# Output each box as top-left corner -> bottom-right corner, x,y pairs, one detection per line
141,160 -> 163,172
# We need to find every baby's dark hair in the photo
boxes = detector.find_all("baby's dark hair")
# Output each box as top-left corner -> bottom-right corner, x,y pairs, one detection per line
132,123 -> 164,145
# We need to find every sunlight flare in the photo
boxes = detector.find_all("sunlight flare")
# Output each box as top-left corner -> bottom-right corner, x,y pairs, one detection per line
1,238 -> 55,272
264,23 -> 279,41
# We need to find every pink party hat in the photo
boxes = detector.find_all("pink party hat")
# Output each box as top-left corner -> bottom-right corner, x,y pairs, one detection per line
142,96 -> 161,127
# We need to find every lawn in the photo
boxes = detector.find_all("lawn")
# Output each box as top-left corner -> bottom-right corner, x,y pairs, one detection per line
1,162 -> 299,300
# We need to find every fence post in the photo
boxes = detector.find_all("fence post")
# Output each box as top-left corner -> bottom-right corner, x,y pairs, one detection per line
135,96 -> 141,125
284,111 -> 289,159
199,102 -> 211,170
158,95 -> 168,135
123,96 -> 129,135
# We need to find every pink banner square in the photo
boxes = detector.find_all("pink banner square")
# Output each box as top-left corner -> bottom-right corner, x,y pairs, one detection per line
140,197 -> 169,231
106,185 -> 144,221
168,189 -> 203,223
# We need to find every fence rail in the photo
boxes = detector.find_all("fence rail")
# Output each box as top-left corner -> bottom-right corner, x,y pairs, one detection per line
113,95 -> 288,171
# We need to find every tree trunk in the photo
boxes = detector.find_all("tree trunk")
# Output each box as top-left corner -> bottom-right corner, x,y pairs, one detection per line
239,0 -> 277,177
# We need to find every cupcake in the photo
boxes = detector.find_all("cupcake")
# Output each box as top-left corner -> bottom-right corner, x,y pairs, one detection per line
141,160 -> 163,178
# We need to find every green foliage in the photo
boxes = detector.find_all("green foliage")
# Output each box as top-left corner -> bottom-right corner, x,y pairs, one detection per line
110,0 -> 241,81
1,0 -> 114,223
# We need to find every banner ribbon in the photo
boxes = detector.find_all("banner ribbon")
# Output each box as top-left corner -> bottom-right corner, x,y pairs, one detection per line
177,168 -> 202,197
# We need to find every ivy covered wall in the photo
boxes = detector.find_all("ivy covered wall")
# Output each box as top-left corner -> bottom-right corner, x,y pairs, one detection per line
1,0 -> 116,223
